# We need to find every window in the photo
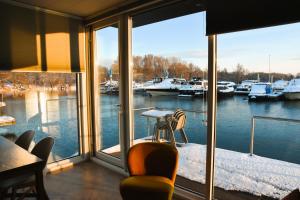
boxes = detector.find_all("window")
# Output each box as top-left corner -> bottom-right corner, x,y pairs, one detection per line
93,22 -> 122,162
0,72 -> 80,162
214,23 -> 300,199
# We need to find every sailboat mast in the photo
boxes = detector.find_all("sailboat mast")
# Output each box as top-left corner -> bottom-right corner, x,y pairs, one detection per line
268,55 -> 271,83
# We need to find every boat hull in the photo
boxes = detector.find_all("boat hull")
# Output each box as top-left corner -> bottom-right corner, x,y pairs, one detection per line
284,92 -> 300,100
146,89 -> 179,96
234,90 -> 250,95
218,91 -> 234,97
248,93 -> 284,101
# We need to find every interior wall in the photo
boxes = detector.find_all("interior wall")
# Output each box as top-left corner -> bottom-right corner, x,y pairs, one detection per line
0,2 -> 85,72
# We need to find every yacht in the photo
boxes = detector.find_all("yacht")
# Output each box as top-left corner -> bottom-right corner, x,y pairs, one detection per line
100,80 -> 119,95
234,80 -> 258,95
217,81 -> 235,97
283,79 -> 300,100
144,78 -> 186,96
178,79 -> 208,97
272,80 -> 289,93
248,82 -> 283,101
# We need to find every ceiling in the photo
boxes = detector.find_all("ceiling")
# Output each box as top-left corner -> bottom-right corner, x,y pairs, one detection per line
12,0 -> 136,18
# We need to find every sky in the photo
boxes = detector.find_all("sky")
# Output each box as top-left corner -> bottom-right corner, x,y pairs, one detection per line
96,12 -> 300,75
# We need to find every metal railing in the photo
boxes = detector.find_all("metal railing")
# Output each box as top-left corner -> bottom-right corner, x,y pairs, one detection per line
249,115 -> 300,156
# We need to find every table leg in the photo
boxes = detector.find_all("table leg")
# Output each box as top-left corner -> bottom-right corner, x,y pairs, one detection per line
35,169 -> 49,200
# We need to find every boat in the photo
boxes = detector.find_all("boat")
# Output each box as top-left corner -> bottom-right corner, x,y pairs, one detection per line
178,79 -> 208,98
283,79 -> 300,100
248,83 -> 283,101
133,81 -> 145,94
234,80 -> 258,95
100,80 -> 119,95
144,78 -> 186,96
217,81 -> 235,97
272,80 -> 289,93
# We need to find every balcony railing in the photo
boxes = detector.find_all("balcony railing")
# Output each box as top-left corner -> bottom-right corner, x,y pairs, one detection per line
250,115 -> 300,155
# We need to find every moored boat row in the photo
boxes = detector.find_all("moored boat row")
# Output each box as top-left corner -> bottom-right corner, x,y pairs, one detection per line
100,77 -> 300,101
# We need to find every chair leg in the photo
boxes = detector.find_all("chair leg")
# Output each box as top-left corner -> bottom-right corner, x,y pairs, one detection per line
11,187 -> 16,200
179,129 -> 188,143
152,125 -> 160,142
0,189 -> 7,200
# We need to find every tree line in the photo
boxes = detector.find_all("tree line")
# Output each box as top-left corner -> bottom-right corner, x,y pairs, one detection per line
98,54 -> 297,84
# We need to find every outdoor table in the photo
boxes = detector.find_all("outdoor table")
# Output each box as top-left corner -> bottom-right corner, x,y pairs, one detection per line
0,136 -> 49,199
0,116 -> 16,127
141,109 -> 174,142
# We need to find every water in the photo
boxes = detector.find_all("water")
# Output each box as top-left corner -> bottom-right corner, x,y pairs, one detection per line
0,90 -> 79,162
101,94 -> 300,164
2,90 -> 300,165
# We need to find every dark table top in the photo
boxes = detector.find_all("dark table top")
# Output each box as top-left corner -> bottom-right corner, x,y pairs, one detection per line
0,136 -> 42,180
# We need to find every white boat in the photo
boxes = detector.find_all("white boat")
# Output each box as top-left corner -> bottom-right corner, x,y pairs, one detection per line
145,78 -> 186,96
272,80 -> 289,93
283,79 -> 300,100
234,80 -> 258,95
248,83 -> 283,101
133,81 -> 145,94
178,79 -> 208,97
100,80 -> 119,95
217,81 -> 235,97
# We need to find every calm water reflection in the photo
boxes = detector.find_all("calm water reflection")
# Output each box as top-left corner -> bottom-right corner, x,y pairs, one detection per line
0,90 -> 79,162
101,94 -> 300,164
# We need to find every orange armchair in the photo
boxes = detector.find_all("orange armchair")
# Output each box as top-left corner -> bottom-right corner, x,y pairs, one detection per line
120,142 -> 179,200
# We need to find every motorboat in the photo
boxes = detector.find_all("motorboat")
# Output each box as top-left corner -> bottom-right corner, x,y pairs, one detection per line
178,79 -> 208,98
234,80 -> 258,95
283,79 -> 300,100
144,78 -> 186,96
248,82 -> 283,101
217,81 -> 235,97
272,80 -> 289,92
132,81 -> 145,94
100,80 -> 119,95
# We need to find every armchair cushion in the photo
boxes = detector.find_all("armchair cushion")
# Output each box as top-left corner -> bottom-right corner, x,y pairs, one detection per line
120,176 -> 174,200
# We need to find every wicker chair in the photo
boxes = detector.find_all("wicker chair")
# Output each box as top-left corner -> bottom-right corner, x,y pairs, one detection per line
153,109 -> 188,145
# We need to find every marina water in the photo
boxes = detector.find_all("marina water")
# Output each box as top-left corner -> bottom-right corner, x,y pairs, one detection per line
1,90 -> 300,165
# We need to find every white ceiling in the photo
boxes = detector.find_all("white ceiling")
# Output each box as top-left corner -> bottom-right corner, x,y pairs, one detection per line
12,0 -> 135,18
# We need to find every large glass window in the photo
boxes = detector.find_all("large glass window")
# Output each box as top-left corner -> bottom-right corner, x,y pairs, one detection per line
94,24 -> 121,159
213,23 -> 300,199
131,12 -> 209,193
0,72 -> 80,162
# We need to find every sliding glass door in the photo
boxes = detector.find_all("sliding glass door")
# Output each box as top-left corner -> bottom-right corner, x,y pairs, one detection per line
93,19 -> 122,165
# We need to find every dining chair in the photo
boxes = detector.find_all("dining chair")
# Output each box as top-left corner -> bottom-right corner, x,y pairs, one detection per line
120,142 -> 179,200
15,130 -> 35,150
10,137 -> 54,199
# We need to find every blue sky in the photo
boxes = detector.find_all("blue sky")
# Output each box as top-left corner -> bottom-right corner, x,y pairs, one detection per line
96,12 -> 300,75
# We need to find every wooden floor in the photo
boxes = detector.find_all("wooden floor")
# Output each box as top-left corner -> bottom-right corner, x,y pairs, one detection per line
45,162 -> 125,200
44,161 -> 187,200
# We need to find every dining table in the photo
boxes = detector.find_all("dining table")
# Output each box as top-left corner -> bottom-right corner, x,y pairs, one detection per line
141,109 -> 175,143
0,136 -> 49,199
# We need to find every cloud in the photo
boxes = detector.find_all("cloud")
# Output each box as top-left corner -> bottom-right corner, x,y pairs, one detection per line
290,57 -> 300,61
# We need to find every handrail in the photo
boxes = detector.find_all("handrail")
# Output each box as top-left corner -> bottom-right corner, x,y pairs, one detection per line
250,115 -> 300,156
46,97 -> 77,102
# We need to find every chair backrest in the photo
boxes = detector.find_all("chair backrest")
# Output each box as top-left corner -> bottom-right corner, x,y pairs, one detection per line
171,109 -> 186,130
15,130 -> 35,150
127,142 -> 179,184
31,137 -> 54,169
